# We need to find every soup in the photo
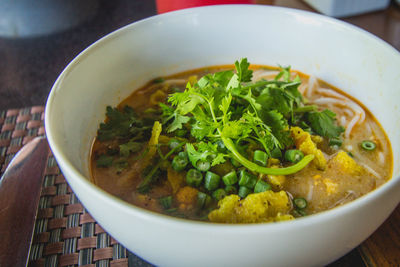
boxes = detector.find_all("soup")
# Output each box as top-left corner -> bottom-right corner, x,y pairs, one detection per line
90,59 -> 392,223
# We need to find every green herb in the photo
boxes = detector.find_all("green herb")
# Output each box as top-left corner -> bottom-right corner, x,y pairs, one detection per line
97,106 -> 151,141
163,58 -> 321,175
96,155 -> 114,167
119,140 -> 143,157
306,109 -> 344,139
159,196 -> 172,209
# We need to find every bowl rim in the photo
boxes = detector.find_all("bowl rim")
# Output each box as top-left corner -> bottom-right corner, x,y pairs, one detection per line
45,4 -> 400,232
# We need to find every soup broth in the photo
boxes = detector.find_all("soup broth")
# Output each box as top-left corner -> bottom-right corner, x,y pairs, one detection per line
90,61 -> 392,223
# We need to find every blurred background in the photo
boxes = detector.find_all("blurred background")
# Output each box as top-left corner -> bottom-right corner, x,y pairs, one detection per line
0,0 -> 399,109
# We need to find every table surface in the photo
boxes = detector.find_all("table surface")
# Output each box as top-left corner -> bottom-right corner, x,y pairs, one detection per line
0,0 -> 399,266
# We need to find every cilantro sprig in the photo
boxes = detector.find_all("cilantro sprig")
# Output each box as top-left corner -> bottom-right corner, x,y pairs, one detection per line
162,58 -> 327,175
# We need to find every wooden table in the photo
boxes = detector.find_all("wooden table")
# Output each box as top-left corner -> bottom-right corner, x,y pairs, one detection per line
0,0 -> 399,266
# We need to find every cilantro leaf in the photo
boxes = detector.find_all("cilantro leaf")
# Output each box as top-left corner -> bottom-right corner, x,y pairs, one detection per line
186,142 -> 227,168
235,58 -> 253,82
306,109 -> 345,138
167,113 -> 190,132
119,141 -> 143,157
97,106 -> 151,141
96,155 -> 114,167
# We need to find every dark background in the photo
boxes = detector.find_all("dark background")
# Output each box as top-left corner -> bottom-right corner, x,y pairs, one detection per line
0,0 -> 156,109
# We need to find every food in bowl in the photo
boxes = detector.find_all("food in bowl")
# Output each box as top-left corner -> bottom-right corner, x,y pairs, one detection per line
90,59 -> 392,223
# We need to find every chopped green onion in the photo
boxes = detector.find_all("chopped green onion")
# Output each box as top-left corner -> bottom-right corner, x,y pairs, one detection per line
159,196 -> 173,209
329,137 -> 342,147
238,186 -> 251,198
174,129 -> 187,137
253,150 -> 268,166
168,139 -> 182,150
178,151 -> 188,159
361,140 -> 376,151
204,171 -> 221,191
347,151 -> 354,158
215,140 -> 227,153
197,192 -> 212,209
284,149 -> 304,163
271,147 -> 282,159
254,180 -> 271,193
196,160 -> 211,172
225,185 -> 238,195
293,197 -> 307,209
186,169 -> 203,187
222,171 -> 238,186
230,158 -> 242,168
172,155 -> 188,172
238,170 -> 257,189
212,188 -> 227,200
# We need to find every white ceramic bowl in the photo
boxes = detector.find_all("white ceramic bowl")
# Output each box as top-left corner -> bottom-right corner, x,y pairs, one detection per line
45,5 -> 400,267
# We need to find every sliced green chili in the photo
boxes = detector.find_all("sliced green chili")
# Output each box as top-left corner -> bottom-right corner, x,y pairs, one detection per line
222,171 -> 238,186
204,171 -> 221,191
293,197 -> 307,209
186,169 -> 203,187
361,140 -> 376,151
253,150 -> 268,166
284,149 -> 304,164
254,180 -> 271,193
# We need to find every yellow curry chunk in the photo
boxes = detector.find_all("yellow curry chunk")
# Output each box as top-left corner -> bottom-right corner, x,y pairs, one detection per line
176,186 -> 198,210
328,151 -> 363,175
323,178 -> 338,195
290,126 -> 326,170
208,191 -> 294,223
167,167 -> 185,194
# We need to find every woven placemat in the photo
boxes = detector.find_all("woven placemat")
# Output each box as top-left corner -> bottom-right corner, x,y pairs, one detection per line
0,106 -> 152,267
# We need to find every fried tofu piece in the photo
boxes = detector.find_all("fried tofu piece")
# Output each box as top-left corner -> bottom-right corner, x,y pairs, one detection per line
290,127 -> 326,170
208,191 -> 294,223
329,151 -> 363,175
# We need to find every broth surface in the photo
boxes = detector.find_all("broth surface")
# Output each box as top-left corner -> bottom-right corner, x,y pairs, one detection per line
90,64 -> 392,222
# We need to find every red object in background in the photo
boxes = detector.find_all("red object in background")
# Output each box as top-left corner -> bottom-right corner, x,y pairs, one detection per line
156,0 -> 255,13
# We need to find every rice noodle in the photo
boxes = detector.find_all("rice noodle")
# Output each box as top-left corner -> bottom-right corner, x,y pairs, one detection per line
345,113 -> 360,138
163,79 -> 188,85
306,75 -> 318,99
298,83 -> 307,95
312,97 -> 343,106
359,162 -> 382,179
344,100 -> 365,124
329,190 -> 356,209
317,88 -> 347,100
340,116 -> 347,127
378,152 -> 385,165
344,109 -> 354,117
285,191 -> 294,211
345,145 -> 353,151
251,70 -> 280,82
365,123 -> 372,137
306,179 -> 314,202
